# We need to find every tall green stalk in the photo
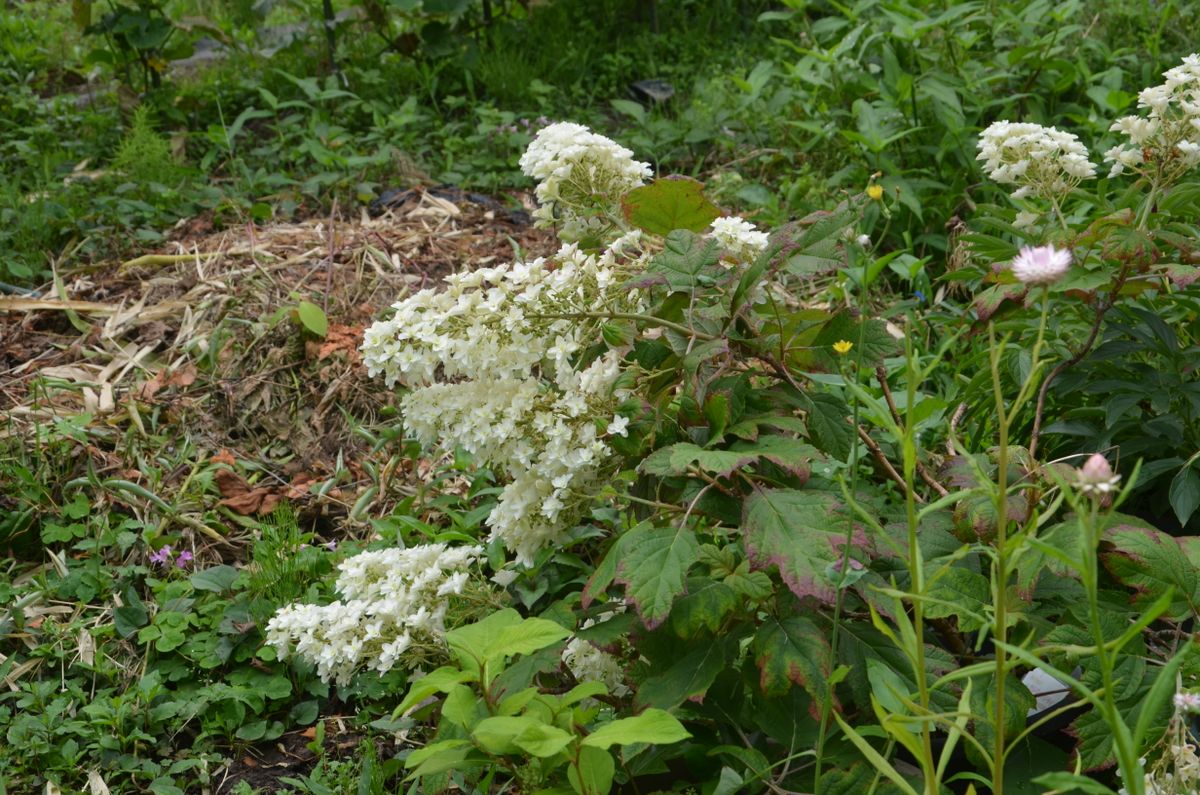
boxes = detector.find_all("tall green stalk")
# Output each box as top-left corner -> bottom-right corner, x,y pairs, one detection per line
901,332 -> 937,794
986,291 -> 1051,794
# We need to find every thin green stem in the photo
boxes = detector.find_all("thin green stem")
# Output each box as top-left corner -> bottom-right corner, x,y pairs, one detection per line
1082,499 -> 1145,795
988,324 -> 1011,795
988,293 -> 1051,794
530,311 -> 717,341
902,333 -> 937,794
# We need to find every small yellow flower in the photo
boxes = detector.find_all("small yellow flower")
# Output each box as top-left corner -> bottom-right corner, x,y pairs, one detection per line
833,340 -> 854,355
866,184 -> 884,201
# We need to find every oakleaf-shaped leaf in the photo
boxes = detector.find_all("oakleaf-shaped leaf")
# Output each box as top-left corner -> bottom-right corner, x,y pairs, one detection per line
1102,522 -> 1200,619
640,442 -> 758,477
752,615 -> 832,712
734,436 -> 820,476
803,311 -> 899,370
795,392 -> 854,462
622,177 -> 722,236
742,488 -> 871,603
779,204 -> 856,276
637,230 -> 723,291
614,524 -> 700,628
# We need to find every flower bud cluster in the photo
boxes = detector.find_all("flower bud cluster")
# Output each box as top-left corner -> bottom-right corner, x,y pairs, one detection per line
519,122 -> 652,243
266,544 -> 483,685
709,216 -> 770,262
1105,53 -> 1200,179
976,121 -> 1096,200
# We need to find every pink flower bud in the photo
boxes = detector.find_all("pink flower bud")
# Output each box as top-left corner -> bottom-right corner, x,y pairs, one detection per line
1077,453 -> 1120,495
1010,244 -> 1072,286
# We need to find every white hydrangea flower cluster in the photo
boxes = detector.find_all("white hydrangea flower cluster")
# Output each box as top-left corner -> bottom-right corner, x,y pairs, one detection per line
362,233 -> 649,565
1119,687 -> 1200,795
1105,53 -> 1200,179
404,351 -> 627,564
976,121 -> 1096,199
561,612 -> 629,697
519,122 -> 653,243
709,216 -> 770,262
1121,743 -> 1200,795
266,543 -> 483,685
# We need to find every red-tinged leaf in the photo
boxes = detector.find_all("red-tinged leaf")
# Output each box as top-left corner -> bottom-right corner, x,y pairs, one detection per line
1102,520 -> 1200,619
621,177 -> 722,236
752,615 -> 833,716
972,282 -> 1027,321
1164,263 -> 1200,288
614,523 -> 700,629
742,488 -> 871,604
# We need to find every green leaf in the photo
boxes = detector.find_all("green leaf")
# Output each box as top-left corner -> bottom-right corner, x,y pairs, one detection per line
114,604 -> 148,637
668,577 -> 738,638
804,311 -> 899,370
440,684 -> 483,728
1031,772 -> 1117,795
613,523 -> 700,629
445,609 -> 569,676
1168,466 -> 1200,526
189,565 -> 239,592
295,300 -> 328,338
568,745 -> 615,795
637,637 -> 728,709
752,615 -> 833,712
742,488 -> 870,603
63,492 -> 90,519
404,740 -> 476,777
832,713 -> 919,795
581,709 -> 691,749
394,666 -> 475,717
781,204 -> 856,276
796,392 -> 854,461
924,567 -> 990,632
734,435 -> 821,476
473,716 -> 573,757
470,715 -> 537,754
621,177 -> 722,236
514,721 -> 575,758
640,442 -> 757,477
641,436 -> 818,478
638,230 -> 723,292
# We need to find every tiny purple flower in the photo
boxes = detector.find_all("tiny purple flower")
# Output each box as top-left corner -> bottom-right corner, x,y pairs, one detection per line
150,545 -> 172,566
175,550 -> 194,569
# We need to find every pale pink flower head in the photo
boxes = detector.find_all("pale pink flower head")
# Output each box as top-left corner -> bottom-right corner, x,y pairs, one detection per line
1077,453 -> 1121,495
1175,691 -> 1200,714
1010,244 -> 1072,286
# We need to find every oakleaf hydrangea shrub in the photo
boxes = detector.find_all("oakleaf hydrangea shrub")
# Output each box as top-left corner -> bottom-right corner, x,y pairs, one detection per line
270,123 -> 776,690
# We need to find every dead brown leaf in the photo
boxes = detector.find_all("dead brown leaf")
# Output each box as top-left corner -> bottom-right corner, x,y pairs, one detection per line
211,449 -> 237,467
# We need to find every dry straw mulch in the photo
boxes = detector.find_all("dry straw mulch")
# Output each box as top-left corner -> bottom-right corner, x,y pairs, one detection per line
0,190 -> 557,543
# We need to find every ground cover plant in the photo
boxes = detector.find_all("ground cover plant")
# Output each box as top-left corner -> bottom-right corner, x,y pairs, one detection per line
3,2 -> 1200,795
